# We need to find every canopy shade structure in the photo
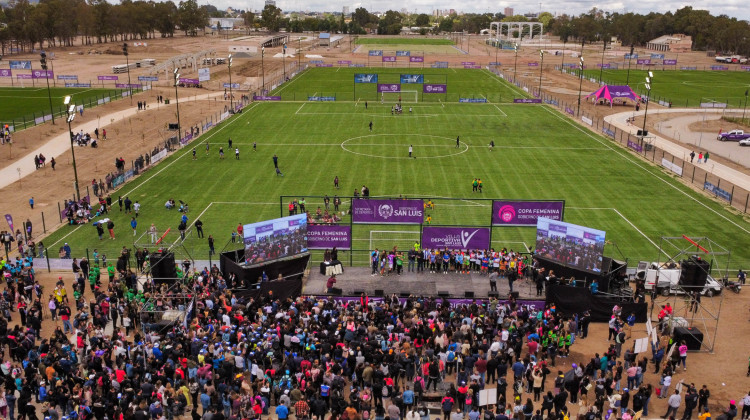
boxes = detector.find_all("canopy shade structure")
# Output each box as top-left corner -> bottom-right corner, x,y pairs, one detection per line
586,85 -> 642,106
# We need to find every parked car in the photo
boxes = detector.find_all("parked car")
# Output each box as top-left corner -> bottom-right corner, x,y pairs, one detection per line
740,138 -> 750,147
717,129 -> 750,141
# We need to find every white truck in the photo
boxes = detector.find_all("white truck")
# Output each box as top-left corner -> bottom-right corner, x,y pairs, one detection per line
638,262 -> 722,297
715,55 -> 748,64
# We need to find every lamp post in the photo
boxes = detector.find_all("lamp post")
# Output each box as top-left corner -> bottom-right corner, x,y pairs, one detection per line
39,52 -> 55,125
494,33 -> 499,67
261,46 -> 265,94
538,50 -> 544,97
123,43 -> 133,104
513,43 -> 519,82
641,71 -> 654,138
625,44 -> 634,86
598,40 -> 606,84
173,68 -> 181,142
742,89 -> 748,124
560,40 -> 566,72
64,96 -> 80,201
576,56 -> 585,116
228,54 -> 233,111
283,42 -> 287,81
298,37 -> 301,69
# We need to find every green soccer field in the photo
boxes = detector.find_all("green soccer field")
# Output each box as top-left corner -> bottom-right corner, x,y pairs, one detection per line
274,67 -> 521,102
41,68 -> 750,272
355,38 -> 454,45
0,86 -> 129,128
576,69 -> 750,107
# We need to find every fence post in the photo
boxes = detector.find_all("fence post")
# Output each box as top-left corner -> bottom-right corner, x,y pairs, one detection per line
704,173 -> 708,186
745,194 -> 749,213
45,250 -> 51,272
42,212 -> 46,234
57,202 -> 62,223
692,166 -> 696,183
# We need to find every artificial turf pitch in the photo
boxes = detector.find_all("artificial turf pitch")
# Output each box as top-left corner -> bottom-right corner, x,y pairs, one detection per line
0,86 -> 129,126
42,68 -> 750,271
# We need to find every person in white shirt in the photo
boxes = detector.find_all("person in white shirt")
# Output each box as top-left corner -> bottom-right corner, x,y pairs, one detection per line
663,389 -> 681,418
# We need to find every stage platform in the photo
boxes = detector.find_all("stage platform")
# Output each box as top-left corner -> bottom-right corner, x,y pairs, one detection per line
303,266 -> 542,300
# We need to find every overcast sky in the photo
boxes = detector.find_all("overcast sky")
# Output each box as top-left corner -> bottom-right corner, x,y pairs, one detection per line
217,0 -> 749,22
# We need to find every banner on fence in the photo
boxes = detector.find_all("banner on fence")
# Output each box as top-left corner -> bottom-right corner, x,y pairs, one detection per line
461,62 -> 475,65
565,107 -> 575,115
624,53 -> 638,59
459,98 -> 487,103
513,98 -> 542,103
354,74 -> 378,83
0,69 -> 10,77
661,158 -> 683,176
179,78 -> 199,84
338,60 -> 351,65
316,64 -> 333,67
9,60 -> 32,70
602,127 -> 615,138
410,56 -> 424,63
636,59 -> 651,65
307,225 -> 352,249
423,84 -> 447,93
627,140 -> 643,152
198,68 -> 210,82
139,75 -> 159,82
700,102 -> 727,108
16,74 -> 32,79
382,56 -> 397,62
377,83 -> 401,93
98,75 -> 118,80
650,53 -> 665,59
663,59 -> 678,65
400,74 -> 424,84
581,116 -> 593,126
308,96 -> 336,101
65,83 -> 91,88
432,61 -> 449,68
352,199 -> 423,224
544,99 -> 559,106
711,65 -> 729,71
492,200 -> 565,226
528,62 -> 539,67
396,51 -> 411,56
308,60 -> 324,64
704,181 -> 732,201
422,227 -> 490,250
464,65 -> 481,69
32,70 -> 53,79
151,149 -> 168,164
368,50 -> 383,56
253,95 -> 281,101
681,66 -> 697,70
742,66 -> 750,71
57,74 -> 77,80
116,83 -> 142,88
349,63 -> 366,67
489,62 -> 502,65
597,63 -> 611,69
223,83 -> 240,88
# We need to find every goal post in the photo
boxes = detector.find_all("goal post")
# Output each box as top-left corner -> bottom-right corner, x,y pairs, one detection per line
368,230 -> 421,252
381,91 -> 418,103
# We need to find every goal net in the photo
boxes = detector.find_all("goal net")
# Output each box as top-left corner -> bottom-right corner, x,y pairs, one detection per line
381,91 -> 418,103
369,230 -> 421,253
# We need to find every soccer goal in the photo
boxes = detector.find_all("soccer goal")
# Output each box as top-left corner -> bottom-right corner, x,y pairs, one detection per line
369,230 -> 421,252
381,91 -> 418,103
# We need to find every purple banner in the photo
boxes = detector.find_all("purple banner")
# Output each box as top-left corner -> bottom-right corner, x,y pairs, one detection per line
382,56 -> 397,62
116,83 -> 142,88
464,65 -> 481,69
513,98 -> 542,103
16,74 -> 32,79
307,225 -> 352,250
422,227 -> 490,250
528,62 -> 539,67
98,75 -> 118,80
423,84 -> 447,93
663,59 -> 678,65
711,65 -> 729,71
565,107 -> 575,115
338,60 -> 351,64
410,56 -> 424,63
31,70 -> 53,79
461,61 -> 475,65
627,140 -> 643,152
0,69 -> 10,77
742,66 -> 750,71
253,95 -> 281,101
636,59 -> 651,65
316,64 -> 333,67
314,295 -> 546,310
352,199 -> 423,224
377,83 -> 401,93
492,200 -> 565,226
4,214 -> 13,233
179,78 -> 199,84
597,64 -> 611,69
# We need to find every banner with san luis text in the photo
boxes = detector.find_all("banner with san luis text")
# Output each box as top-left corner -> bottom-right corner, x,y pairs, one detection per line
352,199 -> 423,224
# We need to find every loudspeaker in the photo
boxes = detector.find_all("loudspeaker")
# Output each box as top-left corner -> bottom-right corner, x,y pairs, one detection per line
329,287 -> 342,295
438,291 -> 450,297
400,291 -> 410,297
637,129 -> 648,137
168,123 -> 179,130
149,252 -> 176,282
374,289 -> 384,297
488,291 -> 499,298
464,291 -> 474,298
680,257 -> 709,287
353,290 -> 365,295
509,291 -> 519,299
673,326 -> 703,351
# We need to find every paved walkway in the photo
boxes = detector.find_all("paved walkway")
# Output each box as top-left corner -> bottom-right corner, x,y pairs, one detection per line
0,91 -> 224,190
605,108 -> 750,192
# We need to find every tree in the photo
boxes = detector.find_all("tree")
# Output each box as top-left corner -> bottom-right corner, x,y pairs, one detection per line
378,10 -> 402,35
415,13 -> 430,27
353,7 -> 370,27
177,0 -> 208,36
438,16 -> 453,33
242,10 -> 255,33
261,4 -> 282,32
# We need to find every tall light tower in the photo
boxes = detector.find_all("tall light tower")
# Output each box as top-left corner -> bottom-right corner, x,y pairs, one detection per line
283,42 -> 287,81
173,68 -> 181,141
513,43 -> 519,81
39,52 -> 55,124
64,96 -> 80,201
641,71 -> 654,138
261,46 -> 266,94
228,54 -> 234,111
576,56 -> 585,116
538,50 -> 544,96
625,44 -> 635,86
123,43 -> 133,104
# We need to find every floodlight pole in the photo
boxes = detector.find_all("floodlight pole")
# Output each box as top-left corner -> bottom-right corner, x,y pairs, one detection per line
228,54 -> 234,111
123,43 -> 133,104
283,42 -> 287,81
40,52 -> 55,125
513,43 -> 519,82
626,44 -> 634,86
598,40 -> 606,84
576,57 -> 584,116
174,69 -> 181,142
560,40 -> 566,72
298,37 -> 301,69
538,50 -> 544,97
742,90 -> 748,124
64,97 -> 80,201
642,72 -> 653,138
260,46 -> 266,94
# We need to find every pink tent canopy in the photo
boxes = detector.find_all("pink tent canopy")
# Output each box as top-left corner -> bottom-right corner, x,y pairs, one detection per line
586,85 -> 641,106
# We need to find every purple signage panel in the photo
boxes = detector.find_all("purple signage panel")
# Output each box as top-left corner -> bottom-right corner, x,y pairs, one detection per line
16,74 -> 32,79
742,66 -> 750,71
253,95 -> 281,101
98,75 -> 119,80
627,140 -> 643,152
338,60 -> 351,64
179,78 -> 199,84
597,64 -> 611,69
410,56 -> 424,63
0,69 -> 10,77
116,83 -> 142,88
711,65 -> 729,71
422,227 -> 490,250
461,62 -> 475,65
565,107 -> 575,115
313,295 -> 546,310
663,59 -> 678,65
382,56 -> 397,62
31,70 -> 53,79
513,98 -> 542,103
492,200 -> 565,226
423,84 -> 447,93
636,59 -> 651,65
307,225 -> 352,250
464,65 -> 481,69
4,214 -> 14,233
352,199 -> 423,224
316,64 -> 333,67
528,62 -> 539,67
377,83 -> 401,93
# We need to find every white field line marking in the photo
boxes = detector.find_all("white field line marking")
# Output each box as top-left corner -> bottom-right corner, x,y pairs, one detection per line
295,103 -> 306,114
49,225 -> 84,248
542,106 -> 750,236
493,104 -> 508,116
174,202 -> 214,245
206,142 -> 607,151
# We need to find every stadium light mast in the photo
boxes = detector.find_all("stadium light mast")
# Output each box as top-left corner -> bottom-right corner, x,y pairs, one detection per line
576,56 -> 584,116
625,44 -> 634,86
64,96 -> 80,201
261,46 -> 265,94
538,50 -> 544,97
641,71 -> 654,138
123,43 -> 133,104
298,37 -> 302,69
742,89 -> 748,124
513,43 -> 519,81
39,52 -> 55,125
228,54 -> 234,111
283,42 -> 287,81
598,40 -> 606,84
173,68 -> 182,142
560,40 -> 566,73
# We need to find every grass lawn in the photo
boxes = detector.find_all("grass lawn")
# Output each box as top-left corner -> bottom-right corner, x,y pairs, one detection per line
40,67 -> 750,272
575,69 -> 750,107
0,86 -> 131,129
355,38 -> 453,45
273,67 -> 523,103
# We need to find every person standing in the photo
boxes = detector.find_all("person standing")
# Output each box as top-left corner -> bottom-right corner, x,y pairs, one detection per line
228,138 -> 233,149
130,217 -> 137,236
682,388 -> 698,420
690,151 -> 695,163
369,121 -> 373,131
237,223 -> 244,239
698,152 -> 703,163
107,219 -> 116,240
663,390 -> 681,419
195,219 -> 204,238
29,197 -> 34,209
678,341 -> 689,371
489,269 -> 498,292
51,157 -> 56,170
739,269 -> 747,285
371,248 -> 379,275
192,147 -> 197,160
273,154 -> 279,168
133,201 -> 141,217
698,386 -> 710,414
334,176 -> 339,189
456,136 -> 460,148
208,235 -> 215,255
409,145 -> 413,157
219,147 -> 224,159
149,223 -> 158,243
704,152 -> 709,163
235,148 -> 240,160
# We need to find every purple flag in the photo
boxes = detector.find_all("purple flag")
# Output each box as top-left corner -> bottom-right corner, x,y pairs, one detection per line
422,227 -> 490,250
423,84 -> 446,93
4,214 -> 13,233
0,69 -> 11,77
377,83 -> 401,93
352,199 -> 423,224
307,225 -> 352,250
492,201 -> 565,226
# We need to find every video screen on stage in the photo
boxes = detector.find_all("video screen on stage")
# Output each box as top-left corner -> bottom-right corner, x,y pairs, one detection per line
243,214 -> 308,267
535,217 -> 606,273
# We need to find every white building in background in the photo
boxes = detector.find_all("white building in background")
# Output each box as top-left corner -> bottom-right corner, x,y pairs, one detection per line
504,7 -> 514,17
265,0 -> 276,6
342,6 -> 350,15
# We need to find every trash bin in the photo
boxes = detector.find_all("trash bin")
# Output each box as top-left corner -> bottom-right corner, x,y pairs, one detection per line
164,99 -> 170,104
